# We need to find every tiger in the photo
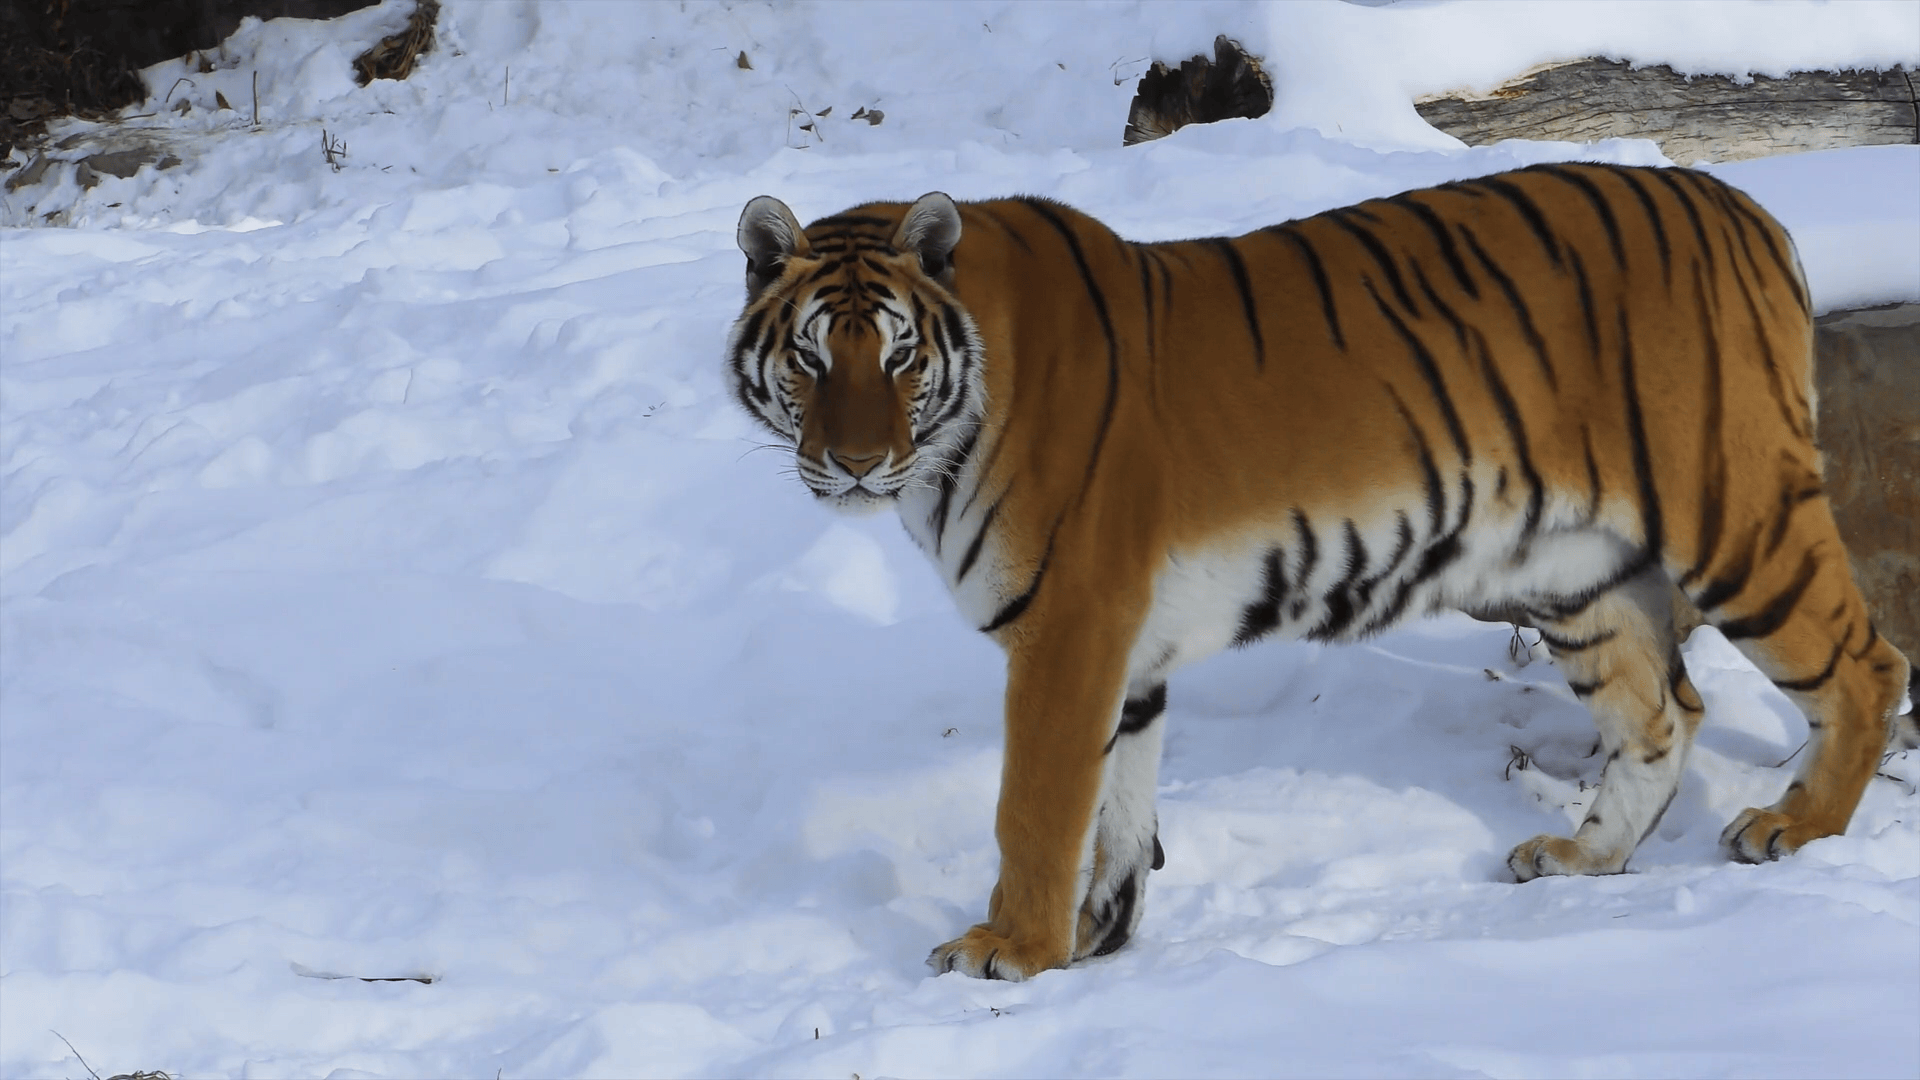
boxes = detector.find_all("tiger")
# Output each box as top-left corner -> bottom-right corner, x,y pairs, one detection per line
722,162 -> 1915,982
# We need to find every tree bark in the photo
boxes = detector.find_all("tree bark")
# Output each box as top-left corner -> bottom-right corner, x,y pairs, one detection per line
1415,60 -> 1918,164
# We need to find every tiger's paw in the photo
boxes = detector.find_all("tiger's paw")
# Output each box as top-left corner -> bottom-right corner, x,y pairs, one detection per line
927,926 -> 1066,982
1075,867 -> 1146,960
1507,834 -> 1627,881
1720,807 -> 1832,863
1071,831 -> 1160,961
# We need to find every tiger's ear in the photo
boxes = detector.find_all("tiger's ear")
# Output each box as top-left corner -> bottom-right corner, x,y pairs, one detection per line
738,195 -> 810,298
894,192 -> 962,282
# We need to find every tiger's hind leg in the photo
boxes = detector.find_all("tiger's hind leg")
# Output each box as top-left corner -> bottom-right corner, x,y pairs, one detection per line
1510,567 -> 1706,881
1695,509 -> 1911,862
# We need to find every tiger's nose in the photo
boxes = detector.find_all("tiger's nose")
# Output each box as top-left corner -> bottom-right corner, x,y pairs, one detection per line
830,450 -> 885,478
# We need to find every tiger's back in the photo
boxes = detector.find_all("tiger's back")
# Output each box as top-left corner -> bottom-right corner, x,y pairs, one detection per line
726,163 -> 1912,982
931,168 -> 1815,635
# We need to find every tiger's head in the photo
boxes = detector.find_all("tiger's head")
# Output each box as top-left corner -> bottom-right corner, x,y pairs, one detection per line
725,192 -> 986,514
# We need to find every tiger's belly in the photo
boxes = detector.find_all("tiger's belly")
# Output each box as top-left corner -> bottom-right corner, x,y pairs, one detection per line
1127,516 -> 1640,689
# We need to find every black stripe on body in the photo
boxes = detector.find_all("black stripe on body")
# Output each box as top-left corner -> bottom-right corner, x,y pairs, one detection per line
1409,262 -> 1470,351
1649,169 -> 1717,293
1364,513 -> 1417,600
1539,628 -> 1619,653
1365,280 -> 1472,463
1580,426 -> 1603,524
1234,547 -> 1288,646
1138,247 -> 1158,354
1287,510 -> 1320,622
1457,225 -> 1558,390
1681,171 -> 1808,314
1774,636 -> 1846,693
1475,176 -> 1564,268
1534,547 -> 1656,623
1850,622 -> 1881,660
1020,198 -> 1122,502
1403,467 -> 1474,599
968,205 -> 1036,253
1711,190 -> 1786,317
1205,237 -> 1265,368
1692,522 -> 1760,614
1567,247 -> 1602,373
957,429 -> 1004,521
1534,164 -> 1626,270
1617,310 -> 1664,562
1378,407 -> 1470,626
1387,192 -> 1479,299
1268,225 -> 1346,349
1764,483 -> 1824,559
1308,520 -> 1368,642
1330,209 -> 1420,316
1607,167 -> 1673,285
1388,386 -> 1448,537
1726,249 -> 1810,440
1105,684 -> 1168,753
981,527 -> 1057,633
1716,547 -> 1821,641
955,498 -> 1000,583
930,426 -> 982,553
1354,512 -> 1418,638
1468,326 -> 1545,552
1149,245 -> 1175,314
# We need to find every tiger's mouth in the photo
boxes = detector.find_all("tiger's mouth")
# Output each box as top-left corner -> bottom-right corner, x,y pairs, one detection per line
796,449 -> 921,514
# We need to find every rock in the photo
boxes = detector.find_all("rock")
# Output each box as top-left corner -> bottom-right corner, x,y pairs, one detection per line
1813,303 -> 1920,670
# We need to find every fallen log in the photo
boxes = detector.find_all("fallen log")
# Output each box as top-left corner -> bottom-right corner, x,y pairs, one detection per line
1415,59 -> 1918,164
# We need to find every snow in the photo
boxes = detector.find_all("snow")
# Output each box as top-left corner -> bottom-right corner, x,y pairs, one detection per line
3,1 -> 1917,1076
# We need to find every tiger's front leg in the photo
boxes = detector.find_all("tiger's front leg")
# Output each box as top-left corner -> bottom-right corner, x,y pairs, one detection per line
928,594 -> 1153,981
1074,681 -> 1166,961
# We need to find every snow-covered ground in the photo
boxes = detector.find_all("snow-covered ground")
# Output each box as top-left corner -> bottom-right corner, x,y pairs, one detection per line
3,2 -> 1918,1076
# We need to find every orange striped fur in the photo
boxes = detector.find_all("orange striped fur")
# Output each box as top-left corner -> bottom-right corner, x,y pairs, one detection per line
725,163 -> 1912,981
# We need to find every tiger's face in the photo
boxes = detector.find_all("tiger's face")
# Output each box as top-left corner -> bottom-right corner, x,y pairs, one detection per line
726,193 -> 984,514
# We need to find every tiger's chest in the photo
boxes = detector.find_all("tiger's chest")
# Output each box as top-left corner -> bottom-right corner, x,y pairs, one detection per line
894,482 -> 1012,631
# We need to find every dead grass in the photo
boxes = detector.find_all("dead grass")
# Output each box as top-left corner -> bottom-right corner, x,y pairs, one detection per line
353,0 -> 439,86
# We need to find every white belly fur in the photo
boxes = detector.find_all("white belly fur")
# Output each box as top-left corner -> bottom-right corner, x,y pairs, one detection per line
1128,515 -> 1639,690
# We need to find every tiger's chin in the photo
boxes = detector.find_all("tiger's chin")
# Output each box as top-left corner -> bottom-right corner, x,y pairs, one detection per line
818,488 -> 896,516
